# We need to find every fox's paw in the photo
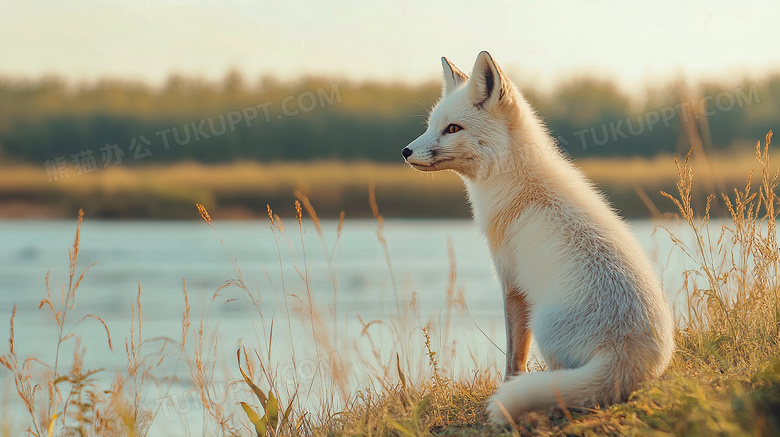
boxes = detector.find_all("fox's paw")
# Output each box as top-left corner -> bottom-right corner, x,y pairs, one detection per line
486,396 -> 510,424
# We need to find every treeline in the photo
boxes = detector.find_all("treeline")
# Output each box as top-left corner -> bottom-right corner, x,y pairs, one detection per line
0,71 -> 777,165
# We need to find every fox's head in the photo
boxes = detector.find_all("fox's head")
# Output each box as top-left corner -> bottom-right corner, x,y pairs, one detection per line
402,51 -> 528,180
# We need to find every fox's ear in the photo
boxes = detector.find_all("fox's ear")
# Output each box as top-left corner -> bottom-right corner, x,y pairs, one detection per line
467,51 -> 507,109
441,57 -> 468,96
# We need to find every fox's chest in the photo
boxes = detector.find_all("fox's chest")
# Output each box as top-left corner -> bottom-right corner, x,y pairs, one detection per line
478,209 -> 579,305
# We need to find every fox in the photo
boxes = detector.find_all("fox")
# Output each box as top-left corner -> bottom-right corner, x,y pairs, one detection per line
401,51 -> 674,422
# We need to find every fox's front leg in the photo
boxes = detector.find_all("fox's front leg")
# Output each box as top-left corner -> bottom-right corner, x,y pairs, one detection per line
503,285 -> 532,380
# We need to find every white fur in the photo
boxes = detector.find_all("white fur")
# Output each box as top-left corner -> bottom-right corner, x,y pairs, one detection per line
402,52 -> 674,422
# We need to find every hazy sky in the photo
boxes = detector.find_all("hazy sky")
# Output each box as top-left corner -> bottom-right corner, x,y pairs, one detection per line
2,0 -> 779,91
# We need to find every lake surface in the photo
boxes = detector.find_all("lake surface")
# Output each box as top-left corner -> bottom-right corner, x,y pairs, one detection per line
0,218 -> 695,434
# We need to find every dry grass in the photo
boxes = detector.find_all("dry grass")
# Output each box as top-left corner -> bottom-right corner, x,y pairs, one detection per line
0,210 -> 184,436
2,134 -> 780,436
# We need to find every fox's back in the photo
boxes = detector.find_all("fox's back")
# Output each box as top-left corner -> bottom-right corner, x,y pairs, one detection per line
484,163 -> 674,375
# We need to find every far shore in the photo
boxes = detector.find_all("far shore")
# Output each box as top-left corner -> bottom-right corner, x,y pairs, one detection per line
0,152 -> 766,220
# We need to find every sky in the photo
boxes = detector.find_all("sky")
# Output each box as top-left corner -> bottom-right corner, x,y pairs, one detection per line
2,0 -> 779,93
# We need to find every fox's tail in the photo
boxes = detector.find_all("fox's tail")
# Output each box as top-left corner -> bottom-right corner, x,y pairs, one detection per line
488,354 -> 632,422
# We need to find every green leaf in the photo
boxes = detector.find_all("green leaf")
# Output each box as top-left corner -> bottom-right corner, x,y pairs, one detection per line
266,390 -> 279,430
397,353 -> 406,389
281,392 -> 296,426
413,395 -> 430,423
237,348 -> 267,408
385,417 -> 414,437
240,402 -> 267,437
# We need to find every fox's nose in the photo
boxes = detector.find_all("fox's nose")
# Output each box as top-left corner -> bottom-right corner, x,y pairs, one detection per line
401,147 -> 412,159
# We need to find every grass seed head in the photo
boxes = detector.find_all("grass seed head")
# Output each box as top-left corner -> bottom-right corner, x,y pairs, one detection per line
196,203 -> 212,224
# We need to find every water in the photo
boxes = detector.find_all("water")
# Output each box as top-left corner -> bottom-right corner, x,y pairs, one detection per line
0,218 -> 692,434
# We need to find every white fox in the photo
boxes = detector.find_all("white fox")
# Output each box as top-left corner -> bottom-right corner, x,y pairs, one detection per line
401,52 -> 674,422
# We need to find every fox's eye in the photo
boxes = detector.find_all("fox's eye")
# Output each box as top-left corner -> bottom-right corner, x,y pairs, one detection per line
445,124 -> 463,134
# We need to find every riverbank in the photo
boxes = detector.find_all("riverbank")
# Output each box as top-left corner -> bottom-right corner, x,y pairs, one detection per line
0,150 -> 766,220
